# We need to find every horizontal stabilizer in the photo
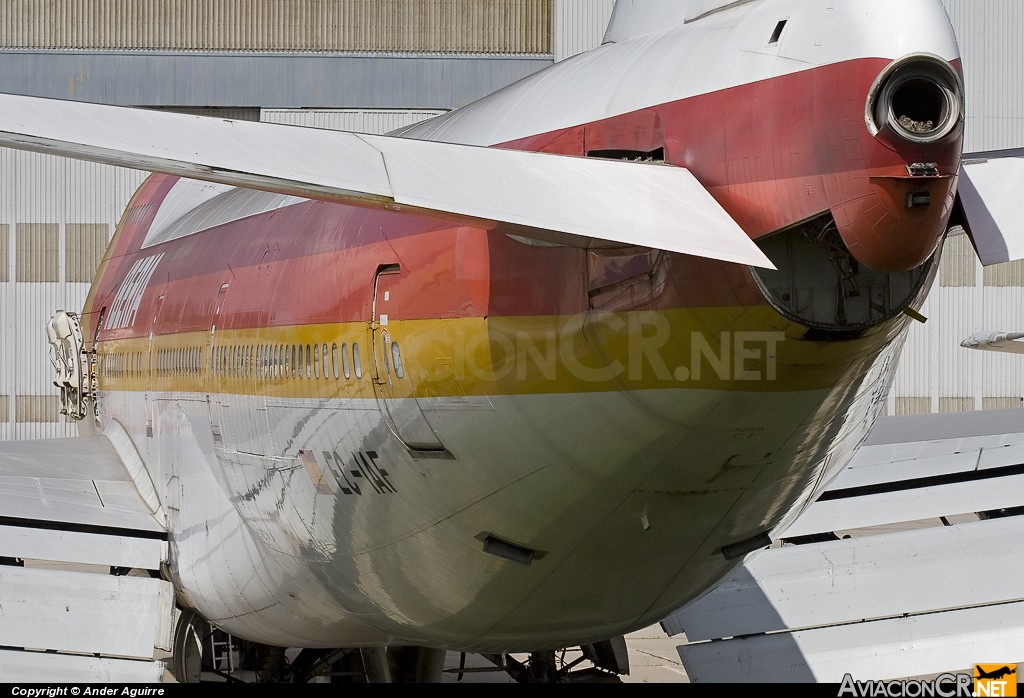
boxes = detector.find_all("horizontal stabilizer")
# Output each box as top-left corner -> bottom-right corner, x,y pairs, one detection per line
961,331 -> 1024,354
666,408 -> 1024,682
0,92 -> 774,269
0,433 -> 164,533
958,148 -> 1024,265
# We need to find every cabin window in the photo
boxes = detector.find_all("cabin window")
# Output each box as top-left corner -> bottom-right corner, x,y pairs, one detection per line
353,343 -> 362,379
391,342 -> 405,379
341,343 -> 351,379
291,345 -> 298,379
313,344 -> 321,379
331,343 -> 340,380
322,343 -> 329,380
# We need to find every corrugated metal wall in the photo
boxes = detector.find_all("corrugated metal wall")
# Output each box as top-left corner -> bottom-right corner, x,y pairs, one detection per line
0,150 -> 148,439
0,53 -> 552,111
0,109 -> 443,439
1,0 -> 552,54
885,0 -> 1024,416
261,109 -> 446,134
942,0 -> 1024,152
2,0 -> 1023,444
553,0 -> 615,62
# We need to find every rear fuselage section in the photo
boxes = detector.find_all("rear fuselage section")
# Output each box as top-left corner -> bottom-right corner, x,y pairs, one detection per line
77,0 -> 960,651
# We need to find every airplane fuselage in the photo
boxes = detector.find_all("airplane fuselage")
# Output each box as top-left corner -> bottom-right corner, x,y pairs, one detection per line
78,0 -> 963,652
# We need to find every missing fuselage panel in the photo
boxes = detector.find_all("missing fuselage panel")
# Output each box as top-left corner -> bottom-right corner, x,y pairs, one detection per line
751,214 -> 937,333
586,147 -> 665,163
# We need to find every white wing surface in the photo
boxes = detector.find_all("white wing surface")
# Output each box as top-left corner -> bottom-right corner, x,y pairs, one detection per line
958,148 -> 1024,265
0,92 -> 774,269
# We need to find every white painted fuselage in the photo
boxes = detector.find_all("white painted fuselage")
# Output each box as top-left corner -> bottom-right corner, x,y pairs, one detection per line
79,0 -> 961,653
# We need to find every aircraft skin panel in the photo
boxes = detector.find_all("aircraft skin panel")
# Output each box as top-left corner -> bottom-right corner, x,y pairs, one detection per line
91,306 -> 907,649
0,650 -> 165,683
0,525 -> 164,570
827,436 -> 1024,488
0,0 -> 975,657
489,56 -> 961,273
958,150 -> 1024,266
0,93 -> 773,269
68,25 -> 947,644
410,0 -> 960,148
83,182 -> 763,343
1,2 -> 963,273
781,475 -> 1024,539
676,516 -> 1024,643
0,435 -> 134,481
0,566 -> 172,659
0,436 -> 164,533
679,600 -> 1024,683
97,311 -> 888,398
781,409 -> 1024,536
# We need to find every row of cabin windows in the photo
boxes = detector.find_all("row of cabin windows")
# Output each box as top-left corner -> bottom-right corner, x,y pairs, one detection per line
101,341 -> 406,382
212,342 -> 363,381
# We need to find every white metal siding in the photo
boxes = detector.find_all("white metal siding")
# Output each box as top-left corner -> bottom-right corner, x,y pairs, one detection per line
553,0 -> 616,62
260,109 -> 446,134
887,1 -> 1024,415
942,0 -> 1024,152
0,151 -> 147,439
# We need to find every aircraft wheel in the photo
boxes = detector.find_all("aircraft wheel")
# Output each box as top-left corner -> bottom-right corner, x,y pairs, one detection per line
171,608 -> 205,683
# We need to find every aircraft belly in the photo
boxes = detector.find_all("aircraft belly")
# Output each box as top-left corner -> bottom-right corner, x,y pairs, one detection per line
95,317 -> 898,651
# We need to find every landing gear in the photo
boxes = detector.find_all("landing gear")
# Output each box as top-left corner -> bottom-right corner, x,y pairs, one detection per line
499,638 -> 628,684
170,609 -> 205,683
168,609 -> 629,684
